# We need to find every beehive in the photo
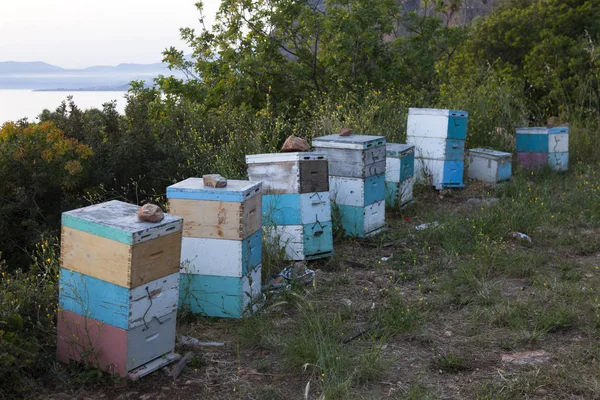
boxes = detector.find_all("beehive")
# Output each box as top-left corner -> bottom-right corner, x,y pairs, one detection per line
246,152 -> 333,260
385,143 -> 415,208
167,178 -> 263,318
516,127 -> 569,171
312,134 -> 386,238
467,148 -> 512,183
57,200 -> 183,378
407,108 -> 468,189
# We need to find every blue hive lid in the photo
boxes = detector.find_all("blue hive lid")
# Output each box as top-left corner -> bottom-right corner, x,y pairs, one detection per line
516,127 -> 569,135
167,178 -> 262,202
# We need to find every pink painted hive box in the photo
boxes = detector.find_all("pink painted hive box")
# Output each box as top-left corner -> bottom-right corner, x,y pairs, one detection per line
57,309 -> 177,378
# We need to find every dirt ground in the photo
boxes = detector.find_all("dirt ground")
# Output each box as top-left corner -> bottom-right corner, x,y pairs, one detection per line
40,170 -> 600,400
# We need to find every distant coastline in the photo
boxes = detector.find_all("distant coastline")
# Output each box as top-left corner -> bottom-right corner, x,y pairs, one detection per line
33,84 -> 131,92
0,60 -> 184,91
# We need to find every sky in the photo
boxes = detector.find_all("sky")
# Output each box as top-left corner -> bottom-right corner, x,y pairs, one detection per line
0,0 -> 220,68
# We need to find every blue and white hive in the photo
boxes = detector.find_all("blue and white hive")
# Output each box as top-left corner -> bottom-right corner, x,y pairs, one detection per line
312,134 -> 386,238
246,152 -> 333,260
516,127 -> 569,171
407,108 -> 468,189
167,178 -> 263,318
467,148 -> 512,183
385,143 -> 415,208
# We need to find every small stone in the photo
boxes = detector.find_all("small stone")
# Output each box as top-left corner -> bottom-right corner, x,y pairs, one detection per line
339,127 -> 352,136
203,174 -> 227,188
466,197 -> 499,207
281,135 -> 310,152
340,298 -> 352,307
266,275 -> 285,286
507,231 -> 532,243
138,204 -> 164,223
546,116 -> 562,128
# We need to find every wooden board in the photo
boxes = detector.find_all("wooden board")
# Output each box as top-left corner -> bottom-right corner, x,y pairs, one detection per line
299,160 -> 329,193
409,137 -> 465,161
468,153 -> 512,183
62,200 -> 183,245
516,152 -> 548,169
312,134 -> 385,150
61,226 -> 182,289
167,178 -> 262,202
262,192 -> 331,226
59,269 -> 180,330
414,158 -> 465,190
548,152 -> 569,171
329,175 -> 386,207
407,109 -> 468,140
56,309 -> 177,377
548,133 -> 569,153
265,223 -> 334,261
179,265 -> 262,318
129,352 -> 180,381
180,230 -> 262,277
246,152 -> 327,163
168,195 -> 261,240
336,201 -> 385,238
57,309 -> 129,377
385,178 -> 414,208
246,161 -> 300,194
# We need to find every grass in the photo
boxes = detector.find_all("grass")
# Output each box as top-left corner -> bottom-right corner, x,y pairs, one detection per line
3,163 -> 600,399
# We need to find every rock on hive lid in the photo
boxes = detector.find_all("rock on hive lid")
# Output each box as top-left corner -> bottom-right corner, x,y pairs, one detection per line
62,200 -> 182,245
167,178 -> 262,202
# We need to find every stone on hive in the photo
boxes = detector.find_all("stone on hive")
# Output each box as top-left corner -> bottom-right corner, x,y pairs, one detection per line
137,204 -> 165,222
339,127 -> 352,136
202,174 -> 228,188
546,116 -> 562,128
281,135 -> 310,152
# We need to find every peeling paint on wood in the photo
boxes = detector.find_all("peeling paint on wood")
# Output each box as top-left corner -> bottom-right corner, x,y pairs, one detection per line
180,230 -> 262,277
58,269 -> 179,330
179,265 -> 262,318
56,309 -> 177,377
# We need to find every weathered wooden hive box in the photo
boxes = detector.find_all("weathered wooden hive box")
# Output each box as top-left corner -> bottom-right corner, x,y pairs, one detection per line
385,143 -> 415,208
57,200 -> 183,378
246,152 -> 333,260
467,148 -> 512,183
516,127 -> 569,171
167,178 -> 263,318
407,108 -> 468,189
312,134 -> 386,238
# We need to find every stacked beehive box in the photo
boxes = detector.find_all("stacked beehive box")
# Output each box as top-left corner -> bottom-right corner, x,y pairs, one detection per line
385,143 -> 415,208
467,148 -> 512,183
407,108 -> 469,189
312,134 -> 386,238
246,152 -> 333,260
167,178 -> 263,318
516,127 -> 569,171
57,200 -> 183,378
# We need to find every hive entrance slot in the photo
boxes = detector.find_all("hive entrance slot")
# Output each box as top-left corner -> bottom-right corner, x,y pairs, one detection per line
149,251 -> 164,259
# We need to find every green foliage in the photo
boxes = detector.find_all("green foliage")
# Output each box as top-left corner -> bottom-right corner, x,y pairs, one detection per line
0,238 -> 60,397
445,0 -> 600,160
0,121 -> 92,268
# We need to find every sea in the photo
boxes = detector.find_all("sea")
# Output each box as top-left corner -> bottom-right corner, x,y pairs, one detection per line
0,89 -> 127,124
